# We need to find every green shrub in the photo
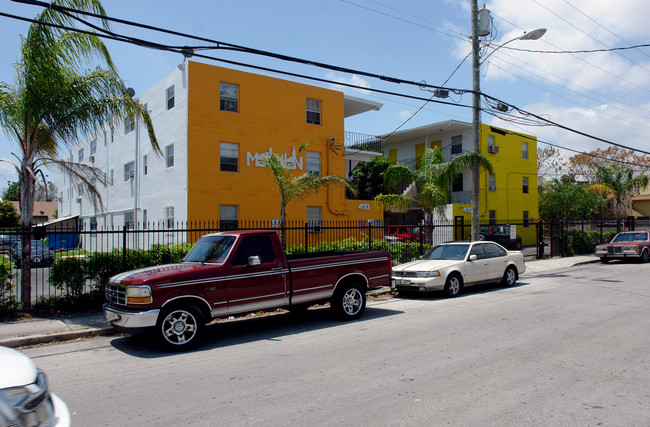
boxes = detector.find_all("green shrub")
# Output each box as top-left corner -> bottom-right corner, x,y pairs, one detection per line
49,257 -> 87,298
567,230 -> 602,254
0,257 -> 20,316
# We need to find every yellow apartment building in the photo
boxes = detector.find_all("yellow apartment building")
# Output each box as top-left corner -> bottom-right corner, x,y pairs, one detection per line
381,121 -> 539,245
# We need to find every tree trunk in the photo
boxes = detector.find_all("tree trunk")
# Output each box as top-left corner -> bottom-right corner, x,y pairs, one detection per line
280,202 -> 286,250
19,164 -> 35,309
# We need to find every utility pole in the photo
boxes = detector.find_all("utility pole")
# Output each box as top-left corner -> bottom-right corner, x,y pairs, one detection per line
470,0 -> 481,241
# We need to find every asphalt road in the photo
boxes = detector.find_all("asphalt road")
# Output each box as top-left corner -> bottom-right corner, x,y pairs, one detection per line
21,261 -> 650,426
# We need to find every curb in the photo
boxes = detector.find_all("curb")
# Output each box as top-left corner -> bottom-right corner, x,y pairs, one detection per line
0,327 -> 119,348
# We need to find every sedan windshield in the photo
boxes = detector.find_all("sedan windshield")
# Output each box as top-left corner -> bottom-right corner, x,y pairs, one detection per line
612,232 -> 649,242
183,235 -> 237,263
423,244 -> 470,261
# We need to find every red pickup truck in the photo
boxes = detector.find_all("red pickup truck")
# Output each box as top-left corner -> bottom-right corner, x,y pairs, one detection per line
103,230 -> 392,350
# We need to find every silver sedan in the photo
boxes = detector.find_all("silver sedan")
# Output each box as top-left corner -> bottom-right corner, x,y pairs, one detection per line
392,241 -> 526,297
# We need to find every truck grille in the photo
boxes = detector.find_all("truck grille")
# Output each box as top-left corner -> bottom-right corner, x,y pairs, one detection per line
106,282 -> 126,305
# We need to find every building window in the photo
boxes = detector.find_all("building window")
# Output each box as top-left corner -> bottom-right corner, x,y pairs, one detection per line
90,139 -> 97,155
452,173 -> 463,192
306,152 -> 321,177
124,161 -> 134,182
164,206 -> 174,229
451,135 -> 462,155
306,98 -> 321,125
103,130 -> 107,146
522,176 -> 529,194
109,169 -> 114,185
78,148 -> 84,162
220,142 -> 239,172
307,206 -> 322,232
142,209 -> 148,229
165,144 -> 174,168
124,211 -> 134,229
124,116 -> 135,134
487,135 -> 495,149
523,211 -> 530,227
489,210 -> 496,225
166,85 -> 175,110
488,173 -> 496,191
522,142 -> 528,159
143,155 -> 148,175
220,82 -> 238,112
110,127 -> 114,143
90,217 -> 97,231
219,205 -> 238,230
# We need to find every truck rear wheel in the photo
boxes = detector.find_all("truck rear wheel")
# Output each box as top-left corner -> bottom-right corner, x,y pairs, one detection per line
331,282 -> 366,321
156,304 -> 205,351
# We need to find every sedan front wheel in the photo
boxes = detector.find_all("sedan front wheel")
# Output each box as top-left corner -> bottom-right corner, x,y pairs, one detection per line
444,274 -> 463,298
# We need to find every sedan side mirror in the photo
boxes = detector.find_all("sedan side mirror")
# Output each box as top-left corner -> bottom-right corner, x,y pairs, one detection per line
469,254 -> 477,262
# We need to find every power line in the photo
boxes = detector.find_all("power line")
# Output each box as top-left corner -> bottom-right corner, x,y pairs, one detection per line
5,1 -> 650,159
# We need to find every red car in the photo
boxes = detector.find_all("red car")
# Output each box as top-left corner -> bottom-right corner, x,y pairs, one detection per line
387,225 -> 424,242
595,230 -> 650,263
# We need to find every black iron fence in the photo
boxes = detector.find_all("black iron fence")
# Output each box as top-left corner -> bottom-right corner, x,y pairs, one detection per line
1,217 -> 647,311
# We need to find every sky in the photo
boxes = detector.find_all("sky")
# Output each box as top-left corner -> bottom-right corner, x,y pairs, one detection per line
1,0 -> 650,188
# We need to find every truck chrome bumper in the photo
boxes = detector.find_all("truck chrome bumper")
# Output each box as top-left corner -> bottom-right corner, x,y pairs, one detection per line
103,304 -> 160,330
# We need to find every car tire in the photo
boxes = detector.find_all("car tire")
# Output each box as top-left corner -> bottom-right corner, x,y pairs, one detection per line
478,233 -> 486,241
156,304 -> 205,351
600,258 -> 610,264
444,273 -> 463,297
331,282 -> 366,321
515,240 -> 523,250
501,266 -> 518,287
640,249 -> 649,263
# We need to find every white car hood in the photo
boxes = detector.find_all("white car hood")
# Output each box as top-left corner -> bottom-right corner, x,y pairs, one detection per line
0,346 -> 37,388
393,259 -> 461,272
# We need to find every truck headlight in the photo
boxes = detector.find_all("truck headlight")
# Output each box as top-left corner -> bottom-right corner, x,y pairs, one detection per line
126,285 -> 152,304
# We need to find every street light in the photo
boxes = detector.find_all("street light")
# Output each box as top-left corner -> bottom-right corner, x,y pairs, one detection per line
470,1 -> 545,241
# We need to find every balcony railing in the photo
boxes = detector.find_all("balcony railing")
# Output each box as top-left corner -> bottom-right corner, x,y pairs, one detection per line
345,132 -> 382,153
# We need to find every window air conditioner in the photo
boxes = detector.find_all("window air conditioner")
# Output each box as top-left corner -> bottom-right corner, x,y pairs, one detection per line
489,185 -> 497,192
488,145 -> 499,154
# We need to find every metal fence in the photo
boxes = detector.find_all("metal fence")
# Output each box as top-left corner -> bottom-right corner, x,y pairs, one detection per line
2,217 -> 648,310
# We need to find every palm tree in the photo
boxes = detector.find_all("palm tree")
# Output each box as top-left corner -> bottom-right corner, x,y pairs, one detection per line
590,162 -> 649,230
263,144 -> 356,248
375,147 -> 493,224
0,1 -> 159,308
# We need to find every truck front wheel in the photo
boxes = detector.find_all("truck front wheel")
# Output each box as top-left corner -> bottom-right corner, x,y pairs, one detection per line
156,304 -> 205,351
331,282 -> 366,321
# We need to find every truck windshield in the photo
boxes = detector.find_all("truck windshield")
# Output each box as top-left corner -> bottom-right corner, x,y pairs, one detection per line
183,235 -> 237,263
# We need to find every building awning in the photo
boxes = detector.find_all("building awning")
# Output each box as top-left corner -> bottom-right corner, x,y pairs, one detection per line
344,95 -> 383,118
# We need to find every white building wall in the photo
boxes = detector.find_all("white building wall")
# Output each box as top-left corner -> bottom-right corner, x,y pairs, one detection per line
57,66 -> 189,233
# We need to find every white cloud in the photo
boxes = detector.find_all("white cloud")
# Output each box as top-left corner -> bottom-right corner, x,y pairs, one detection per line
326,73 -> 371,95
397,110 -> 413,121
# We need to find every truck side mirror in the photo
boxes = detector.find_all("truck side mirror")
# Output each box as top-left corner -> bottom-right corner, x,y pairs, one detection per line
247,256 -> 261,267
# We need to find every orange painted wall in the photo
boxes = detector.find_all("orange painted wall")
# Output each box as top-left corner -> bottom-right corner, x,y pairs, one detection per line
185,62 -> 382,225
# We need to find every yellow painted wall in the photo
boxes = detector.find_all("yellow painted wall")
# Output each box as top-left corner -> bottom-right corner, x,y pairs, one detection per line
454,124 -> 539,244
185,62 -> 382,226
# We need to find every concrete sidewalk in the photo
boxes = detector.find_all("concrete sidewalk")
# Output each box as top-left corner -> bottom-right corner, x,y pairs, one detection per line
0,255 -> 599,348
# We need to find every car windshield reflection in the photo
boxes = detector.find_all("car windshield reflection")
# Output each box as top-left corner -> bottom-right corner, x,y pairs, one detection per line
183,235 -> 237,263
422,244 -> 470,261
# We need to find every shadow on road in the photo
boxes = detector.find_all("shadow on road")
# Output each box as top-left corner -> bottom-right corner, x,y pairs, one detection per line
109,305 -> 403,358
